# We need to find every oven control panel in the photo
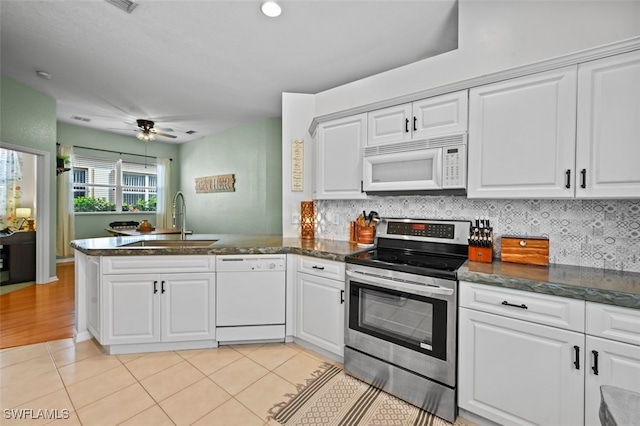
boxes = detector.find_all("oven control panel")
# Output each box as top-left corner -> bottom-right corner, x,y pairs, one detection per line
379,219 -> 471,245
387,221 -> 454,239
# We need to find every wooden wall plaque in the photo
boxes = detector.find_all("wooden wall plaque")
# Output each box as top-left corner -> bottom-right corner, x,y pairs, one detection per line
195,174 -> 235,193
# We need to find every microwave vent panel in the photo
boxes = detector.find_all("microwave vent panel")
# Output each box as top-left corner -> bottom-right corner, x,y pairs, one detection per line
364,133 -> 467,156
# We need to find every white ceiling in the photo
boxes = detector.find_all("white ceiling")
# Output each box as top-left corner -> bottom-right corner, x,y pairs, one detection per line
0,0 -> 458,143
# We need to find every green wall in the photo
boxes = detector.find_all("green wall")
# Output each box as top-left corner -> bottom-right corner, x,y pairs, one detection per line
57,122 -> 181,240
179,118 -> 282,234
1,75 -> 57,276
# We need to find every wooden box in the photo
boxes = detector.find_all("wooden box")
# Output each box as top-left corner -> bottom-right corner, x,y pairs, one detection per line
501,235 -> 549,266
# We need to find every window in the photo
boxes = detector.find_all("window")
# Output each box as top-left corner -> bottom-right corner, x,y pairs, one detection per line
72,155 -> 157,213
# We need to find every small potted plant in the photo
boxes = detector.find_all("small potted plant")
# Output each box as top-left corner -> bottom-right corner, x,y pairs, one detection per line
56,155 -> 70,169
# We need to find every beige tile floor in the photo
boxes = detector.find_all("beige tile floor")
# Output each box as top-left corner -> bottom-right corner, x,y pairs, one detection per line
0,339 -> 336,426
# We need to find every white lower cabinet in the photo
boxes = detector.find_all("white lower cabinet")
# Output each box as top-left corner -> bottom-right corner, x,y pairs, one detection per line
458,308 -> 584,426
91,255 -> 217,352
295,257 -> 345,358
102,272 -> 216,345
584,303 -> 640,426
460,282 -> 640,426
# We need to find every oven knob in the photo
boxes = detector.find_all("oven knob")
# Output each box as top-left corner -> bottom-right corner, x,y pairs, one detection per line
269,263 -> 276,269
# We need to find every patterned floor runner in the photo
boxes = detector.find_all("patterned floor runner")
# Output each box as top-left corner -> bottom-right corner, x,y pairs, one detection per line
269,363 -> 463,426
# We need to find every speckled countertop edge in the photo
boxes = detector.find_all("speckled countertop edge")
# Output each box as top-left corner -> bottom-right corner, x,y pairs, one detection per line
458,260 -> 640,310
70,234 -> 368,262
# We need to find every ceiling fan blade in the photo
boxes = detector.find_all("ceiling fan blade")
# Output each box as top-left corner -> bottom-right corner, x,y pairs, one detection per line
153,131 -> 177,139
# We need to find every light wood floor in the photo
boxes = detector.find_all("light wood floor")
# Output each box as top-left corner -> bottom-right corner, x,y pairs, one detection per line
0,262 -> 75,349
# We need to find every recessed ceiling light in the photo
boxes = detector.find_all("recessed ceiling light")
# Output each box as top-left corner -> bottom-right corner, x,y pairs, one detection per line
36,70 -> 52,79
261,1 -> 281,18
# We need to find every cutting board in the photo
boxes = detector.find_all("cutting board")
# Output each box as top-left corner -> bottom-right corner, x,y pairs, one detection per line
501,235 -> 549,266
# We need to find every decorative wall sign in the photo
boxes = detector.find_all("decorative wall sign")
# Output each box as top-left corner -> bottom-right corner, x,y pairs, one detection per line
195,174 -> 235,193
291,139 -> 304,191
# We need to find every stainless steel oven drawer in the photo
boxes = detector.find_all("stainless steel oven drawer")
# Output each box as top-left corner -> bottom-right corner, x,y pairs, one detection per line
345,347 -> 456,423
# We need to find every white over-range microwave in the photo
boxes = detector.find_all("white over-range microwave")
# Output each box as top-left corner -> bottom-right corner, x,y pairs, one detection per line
362,133 -> 467,195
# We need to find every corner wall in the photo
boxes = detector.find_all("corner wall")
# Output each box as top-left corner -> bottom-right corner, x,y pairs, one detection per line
179,118 -> 282,235
282,93 -> 315,238
1,75 -> 57,278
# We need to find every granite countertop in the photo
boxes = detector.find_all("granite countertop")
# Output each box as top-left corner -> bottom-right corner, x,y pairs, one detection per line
70,234 -> 367,262
459,260 -> 640,310
71,235 -> 640,309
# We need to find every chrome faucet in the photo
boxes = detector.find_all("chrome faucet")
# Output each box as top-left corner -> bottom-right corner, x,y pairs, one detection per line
172,191 -> 187,240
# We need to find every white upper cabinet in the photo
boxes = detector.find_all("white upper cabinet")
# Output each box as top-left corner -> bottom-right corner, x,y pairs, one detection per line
367,90 -> 468,146
468,49 -> 640,199
315,113 -> 367,199
467,66 -> 578,199
576,49 -> 640,198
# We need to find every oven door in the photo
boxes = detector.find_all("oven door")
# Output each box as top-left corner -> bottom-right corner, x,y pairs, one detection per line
345,264 -> 457,387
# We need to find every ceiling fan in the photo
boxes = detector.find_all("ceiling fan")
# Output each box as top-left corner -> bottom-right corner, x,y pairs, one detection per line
135,119 -> 177,141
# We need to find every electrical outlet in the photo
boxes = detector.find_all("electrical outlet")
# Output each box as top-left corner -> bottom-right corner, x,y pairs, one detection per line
325,212 -> 334,225
291,212 -> 300,224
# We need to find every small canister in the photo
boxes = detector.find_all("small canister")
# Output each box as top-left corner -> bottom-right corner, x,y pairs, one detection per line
357,226 -> 375,245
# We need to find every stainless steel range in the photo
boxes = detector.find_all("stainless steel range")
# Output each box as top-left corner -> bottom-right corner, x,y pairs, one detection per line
344,218 -> 470,423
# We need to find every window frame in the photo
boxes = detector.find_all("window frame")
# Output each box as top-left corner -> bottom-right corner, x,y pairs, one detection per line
71,155 -> 158,214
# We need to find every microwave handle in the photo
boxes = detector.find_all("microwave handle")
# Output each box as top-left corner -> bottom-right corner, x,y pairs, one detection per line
346,270 -> 454,297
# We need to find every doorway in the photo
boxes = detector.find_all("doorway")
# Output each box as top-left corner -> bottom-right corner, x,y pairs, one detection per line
0,142 -> 51,284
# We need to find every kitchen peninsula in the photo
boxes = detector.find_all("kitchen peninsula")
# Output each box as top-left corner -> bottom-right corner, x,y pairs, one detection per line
71,234 -> 364,355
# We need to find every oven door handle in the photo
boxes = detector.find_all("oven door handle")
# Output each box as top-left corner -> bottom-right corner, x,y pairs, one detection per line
346,270 -> 454,297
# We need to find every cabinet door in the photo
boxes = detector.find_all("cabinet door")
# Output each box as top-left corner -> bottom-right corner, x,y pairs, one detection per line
576,49 -> 640,198
468,66 -> 577,199
102,274 -> 160,345
584,336 -> 640,426
459,308 -> 584,426
162,273 -> 215,342
367,104 -> 412,146
315,114 -> 367,199
413,90 -> 468,139
296,272 -> 344,356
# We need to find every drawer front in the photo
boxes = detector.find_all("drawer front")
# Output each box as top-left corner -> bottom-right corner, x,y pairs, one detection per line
103,255 -> 215,274
297,256 -> 345,281
460,281 -> 585,332
587,302 -> 640,346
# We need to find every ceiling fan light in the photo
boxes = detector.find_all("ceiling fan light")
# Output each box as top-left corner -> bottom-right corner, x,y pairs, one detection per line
261,1 -> 281,18
136,131 -> 154,142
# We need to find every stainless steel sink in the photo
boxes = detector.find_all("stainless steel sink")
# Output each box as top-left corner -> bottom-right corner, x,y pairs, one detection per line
121,240 -> 218,248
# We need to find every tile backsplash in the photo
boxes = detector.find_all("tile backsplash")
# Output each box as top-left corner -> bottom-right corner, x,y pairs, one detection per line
315,197 -> 640,273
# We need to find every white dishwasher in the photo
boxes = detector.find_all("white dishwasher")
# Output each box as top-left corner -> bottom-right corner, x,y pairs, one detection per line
216,254 -> 286,343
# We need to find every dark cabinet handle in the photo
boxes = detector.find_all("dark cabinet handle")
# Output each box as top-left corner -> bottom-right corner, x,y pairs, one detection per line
360,180 -> 364,193
153,281 -> 158,294
565,169 -> 571,189
340,290 -> 345,304
312,265 -> 325,270
592,350 -> 599,375
161,281 -> 166,294
413,116 -> 417,132
502,300 -> 528,310
574,345 -> 580,370
405,118 -> 409,133
580,169 -> 587,189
